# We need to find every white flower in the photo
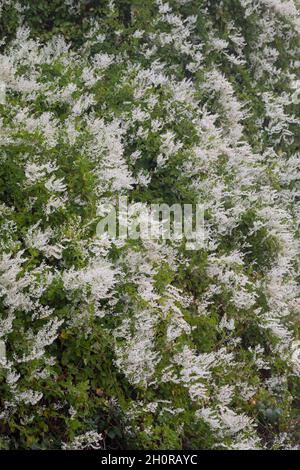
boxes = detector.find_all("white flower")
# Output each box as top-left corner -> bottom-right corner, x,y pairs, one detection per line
45,175 -> 67,193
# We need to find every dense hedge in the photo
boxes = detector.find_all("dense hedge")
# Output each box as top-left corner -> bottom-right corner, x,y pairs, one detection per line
0,0 -> 299,449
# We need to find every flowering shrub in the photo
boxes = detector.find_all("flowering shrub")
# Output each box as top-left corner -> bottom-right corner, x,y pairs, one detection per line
0,0 -> 299,450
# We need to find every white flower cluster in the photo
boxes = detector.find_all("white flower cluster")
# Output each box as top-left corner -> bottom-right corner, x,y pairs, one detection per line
0,0 -> 299,450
